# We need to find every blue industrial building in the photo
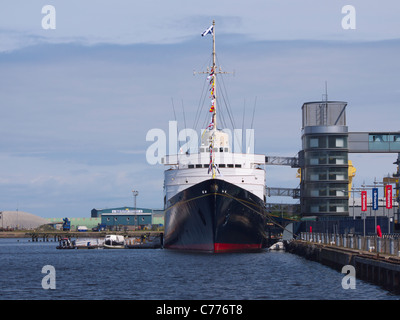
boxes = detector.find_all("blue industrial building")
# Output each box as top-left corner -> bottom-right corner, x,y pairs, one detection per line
91,207 -> 155,230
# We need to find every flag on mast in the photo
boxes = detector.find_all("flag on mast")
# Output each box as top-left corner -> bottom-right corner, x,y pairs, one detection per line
201,25 -> 214,37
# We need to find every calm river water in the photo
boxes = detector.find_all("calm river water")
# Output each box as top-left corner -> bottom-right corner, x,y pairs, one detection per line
0,238 -> 398,301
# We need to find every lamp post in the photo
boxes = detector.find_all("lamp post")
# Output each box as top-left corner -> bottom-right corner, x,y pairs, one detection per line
132,190 -> 139,229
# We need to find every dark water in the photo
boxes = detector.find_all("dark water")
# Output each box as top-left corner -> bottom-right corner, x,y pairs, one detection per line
0,238 -> 398,300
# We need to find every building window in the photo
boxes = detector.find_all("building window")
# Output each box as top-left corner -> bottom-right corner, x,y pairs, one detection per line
335,138 -> 344,147
310,138 -> 319,148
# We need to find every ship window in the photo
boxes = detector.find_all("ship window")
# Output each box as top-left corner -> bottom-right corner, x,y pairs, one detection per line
220,147 -> 223,152
203,164 -> 208,168
224,148 -> 228,152
200,148 -> 205,152
235,164 -> 242,168
219,164 -> 226,168
196,164 -> 202,168
188,164 -> 194,169
227,164 -> 234,168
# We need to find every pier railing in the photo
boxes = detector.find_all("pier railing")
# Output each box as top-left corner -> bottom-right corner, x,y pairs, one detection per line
300,232 -> 400,256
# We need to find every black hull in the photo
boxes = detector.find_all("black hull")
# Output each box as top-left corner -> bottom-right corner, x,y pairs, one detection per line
164,179 -> 267,253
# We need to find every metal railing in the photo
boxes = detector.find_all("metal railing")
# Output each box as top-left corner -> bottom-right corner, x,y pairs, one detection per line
300,232 -> 400,256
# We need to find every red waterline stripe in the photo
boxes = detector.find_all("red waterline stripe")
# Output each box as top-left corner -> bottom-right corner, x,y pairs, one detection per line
164,243 -> 262,252
214,243 -> 262,253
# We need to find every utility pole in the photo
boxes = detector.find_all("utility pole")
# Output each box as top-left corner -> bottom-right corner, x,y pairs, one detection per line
132,190 -> 139,229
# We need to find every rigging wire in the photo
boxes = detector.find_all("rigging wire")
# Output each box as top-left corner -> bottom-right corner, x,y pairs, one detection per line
193,54 -> 213,131
171,97 -> 180,149
181,99 -> 187,148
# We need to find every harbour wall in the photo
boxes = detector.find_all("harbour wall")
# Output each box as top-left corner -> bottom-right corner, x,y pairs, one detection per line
285,236 -> 400,293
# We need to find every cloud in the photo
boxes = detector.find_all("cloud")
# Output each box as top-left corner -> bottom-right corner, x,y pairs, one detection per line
1,2 -> 400,217
1,1 -> 400,53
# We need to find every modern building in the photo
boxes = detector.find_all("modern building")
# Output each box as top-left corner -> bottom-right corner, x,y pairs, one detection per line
298,98 -> 400,222
300,101 -> 349,217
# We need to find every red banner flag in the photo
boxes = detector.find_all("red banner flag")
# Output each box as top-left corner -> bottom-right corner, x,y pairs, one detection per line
361,191 -> 367,212
386,185 -> 393,209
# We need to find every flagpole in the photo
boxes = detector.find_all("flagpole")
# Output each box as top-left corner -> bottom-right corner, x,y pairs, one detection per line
212,20 -> 217,133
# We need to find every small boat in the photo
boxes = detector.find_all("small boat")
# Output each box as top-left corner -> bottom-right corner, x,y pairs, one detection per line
103,235 -> 126,249
269,241 -> 285,251
125,234 -> 162,249
75,238 -> 104,249
56,238 -> 76,249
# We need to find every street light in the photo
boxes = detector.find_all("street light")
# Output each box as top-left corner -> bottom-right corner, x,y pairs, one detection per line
132,190 -> 139,229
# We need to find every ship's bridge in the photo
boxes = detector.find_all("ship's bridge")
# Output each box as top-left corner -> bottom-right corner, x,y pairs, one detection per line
200,129 -> 230,153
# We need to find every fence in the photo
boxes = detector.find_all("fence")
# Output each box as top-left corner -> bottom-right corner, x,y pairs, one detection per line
300,232 -> 400,256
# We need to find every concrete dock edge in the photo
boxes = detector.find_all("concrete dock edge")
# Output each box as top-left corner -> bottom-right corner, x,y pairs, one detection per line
285,240 -> 400,293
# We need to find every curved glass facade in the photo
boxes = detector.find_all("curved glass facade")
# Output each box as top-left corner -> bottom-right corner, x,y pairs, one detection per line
301,101 -> 349,217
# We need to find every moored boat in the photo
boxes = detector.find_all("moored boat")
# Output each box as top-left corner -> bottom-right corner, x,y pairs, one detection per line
103,234 -> 126,249
125,234 -> 162,249
56,238 -> 76,249
162,21 -> 268,253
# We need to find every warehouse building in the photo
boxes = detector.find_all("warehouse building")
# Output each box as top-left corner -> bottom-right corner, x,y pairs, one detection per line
91,206 -> 164,230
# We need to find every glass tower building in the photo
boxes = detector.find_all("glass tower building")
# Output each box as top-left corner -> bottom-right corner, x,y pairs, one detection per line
300,101 -> 349,216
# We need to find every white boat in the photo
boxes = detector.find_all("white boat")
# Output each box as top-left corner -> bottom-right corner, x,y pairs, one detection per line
75,238 -> 104,249
269,241 -> 285,251
103,235 -> 126,249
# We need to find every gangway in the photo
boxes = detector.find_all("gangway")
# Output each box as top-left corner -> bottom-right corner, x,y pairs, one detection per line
266,187 -> 300,199
265,156 -> 300,167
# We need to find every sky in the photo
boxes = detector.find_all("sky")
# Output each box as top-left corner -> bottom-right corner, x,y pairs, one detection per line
0,1 -> 400,218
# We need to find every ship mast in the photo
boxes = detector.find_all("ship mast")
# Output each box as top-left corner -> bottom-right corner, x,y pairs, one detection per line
211,20 -> 217,133
197,20 -> 231,178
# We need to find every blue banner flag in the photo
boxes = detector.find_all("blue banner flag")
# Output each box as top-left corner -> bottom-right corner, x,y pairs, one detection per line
372,188 -> 378,210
